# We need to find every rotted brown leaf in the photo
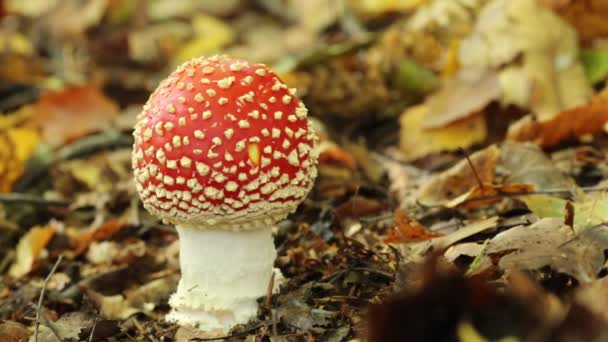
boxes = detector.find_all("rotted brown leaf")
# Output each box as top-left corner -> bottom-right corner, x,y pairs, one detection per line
446,183 -> 534,209
507,89 -> 608,148
9,223 -> 58,278
384,209 -> 442,244
30,85 -> 119,146
417,145 -> 500,206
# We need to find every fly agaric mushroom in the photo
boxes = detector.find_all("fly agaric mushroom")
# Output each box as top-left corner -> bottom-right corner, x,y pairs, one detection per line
131,55 -> 318,333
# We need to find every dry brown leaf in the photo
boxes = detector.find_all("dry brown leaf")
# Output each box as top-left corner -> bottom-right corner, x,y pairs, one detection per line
9,224 -> 57,278
384,209 -> 442,244
399,104 -> 487,161
31,85 -> 119,146
416,145 -> 500,206
446,183 -> 534,209
73,217 -> 129,255
423,69 -> 500,128
318,141 -> 358,171
507,89 -> 608,147
545,0 -> 608,42
0,321 -> 31,342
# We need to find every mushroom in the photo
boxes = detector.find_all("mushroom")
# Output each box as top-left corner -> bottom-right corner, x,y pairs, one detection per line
131,55 -> 318,333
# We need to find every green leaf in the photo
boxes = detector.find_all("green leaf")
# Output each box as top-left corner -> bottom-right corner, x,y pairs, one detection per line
392,58 -> 438,94
581,48 -> 608,84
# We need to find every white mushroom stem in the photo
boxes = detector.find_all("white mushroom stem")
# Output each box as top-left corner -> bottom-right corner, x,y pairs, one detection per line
167,225 -> 277,334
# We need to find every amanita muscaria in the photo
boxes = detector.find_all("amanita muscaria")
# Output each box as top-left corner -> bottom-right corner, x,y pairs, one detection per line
132,55 -> 318,333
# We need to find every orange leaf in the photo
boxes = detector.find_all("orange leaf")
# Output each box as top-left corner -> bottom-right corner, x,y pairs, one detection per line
9,225 -> 56,278
384,209 -> 442,244
31,85 -> 119,146
507,89 -> 608,147
73,217 -> 127,255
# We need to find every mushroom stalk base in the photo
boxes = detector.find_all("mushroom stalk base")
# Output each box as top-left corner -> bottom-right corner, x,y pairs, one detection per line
167,225 -> 277,334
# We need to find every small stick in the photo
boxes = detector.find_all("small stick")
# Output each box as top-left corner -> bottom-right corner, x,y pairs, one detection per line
460,148 -> 484,189
88,317 -> 97,342
264,271 -> 276,309
35,254 -> 63,342
0,193 -> 70,207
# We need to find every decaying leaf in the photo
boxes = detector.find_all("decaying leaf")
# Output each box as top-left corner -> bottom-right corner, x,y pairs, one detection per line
523,192 -> 608,233
483,218 -> 608,282
86,275 -> 178,320
460,0 -> 592,118
0,321 -> 31,342
446,183 -> 534,209
500,142 -> 574,190
399,104 -> 487,161
384,209 -> 442,244
507,89 -> 608,148
0,112 -> 40,192
417,145 -> 500,206
423,68 -> 500,128
550,0 -> 608,42
174,14 -> 236,64
581,48 -> 608,84
30,85 -> 120,146
9,224 -> 57,278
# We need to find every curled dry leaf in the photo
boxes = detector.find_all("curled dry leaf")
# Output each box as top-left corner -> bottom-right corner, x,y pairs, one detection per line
0,108 -> 40,192
9,224 -> 57,278
459,0 -> 592,118
399,104 -> 487,161
30,85 -> 119,146
507,89 -> 608,148
446,183 -> 534,209
417,145 -> 500,206
384,209 -> 442,244
500,142 -> 573,190
547,0 -> 608,42
483,218 -> 608,283
423,68 -> 500,129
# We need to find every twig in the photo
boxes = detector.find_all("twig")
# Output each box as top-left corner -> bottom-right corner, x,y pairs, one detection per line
461,148 -> 484,189
264,271 -> 276,309
458,185 -> 608,207
88,317 -> 97,342
271,309 -> 278,337
189,322 -> 267,341
0,193 -> 71,207
35,254 -> 63,342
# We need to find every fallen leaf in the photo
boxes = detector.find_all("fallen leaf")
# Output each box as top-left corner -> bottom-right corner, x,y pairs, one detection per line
318,141 -> 357,171
31,85 -> 119,146
0,321 -> 31,342
9,224 -> 57,278
384,209 -> 442,244
500,142 -> 574,190
174,14 -> 235,64
446,183 -> 534,209
550,0 -> 608,42
0,115 -> 40,191
522,193 -> 608,233
581,48 -> 608,84
401,217 -> 498,261
417,145 -> 500,206
484,218 -> 608,282
423,68 -> 500,128
350,0 -> 423,19
507,89 -> 608,147
399,104 -> 487,161
459,0 -> 592,118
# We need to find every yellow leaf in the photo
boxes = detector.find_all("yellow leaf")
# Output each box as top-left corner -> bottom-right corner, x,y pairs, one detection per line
9,225 -> 56,278
0,111 -> 40,192
174,15 -> 235,64
399,104 -> 486,160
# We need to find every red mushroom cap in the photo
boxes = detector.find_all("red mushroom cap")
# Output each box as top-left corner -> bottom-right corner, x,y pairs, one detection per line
132,55 -> 318,230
